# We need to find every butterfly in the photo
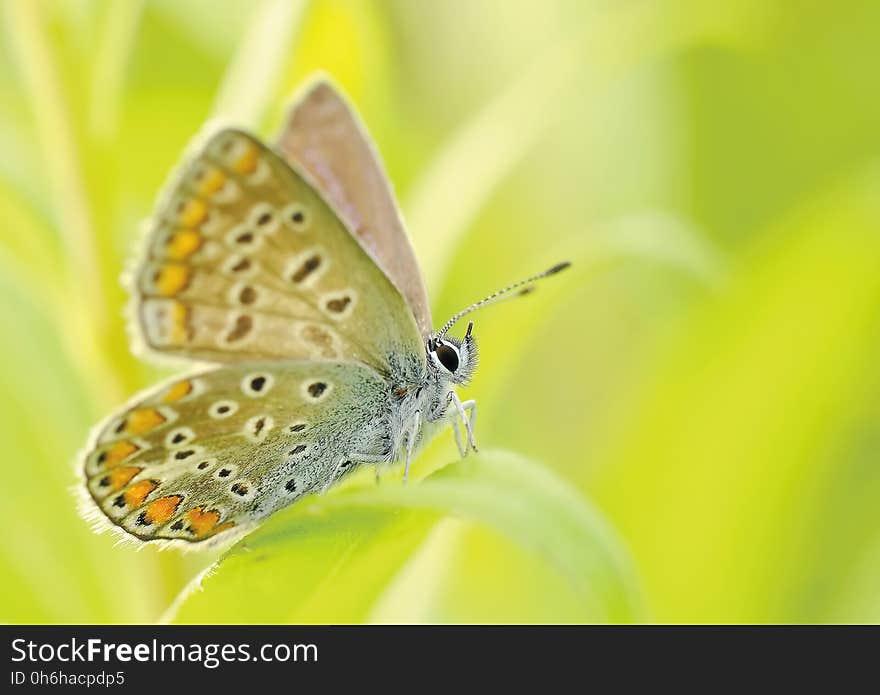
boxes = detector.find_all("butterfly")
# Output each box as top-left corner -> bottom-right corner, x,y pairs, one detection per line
78,78 -> 569,548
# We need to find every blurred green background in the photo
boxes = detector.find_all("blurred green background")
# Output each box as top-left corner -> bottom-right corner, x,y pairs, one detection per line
2,0 -> 880,624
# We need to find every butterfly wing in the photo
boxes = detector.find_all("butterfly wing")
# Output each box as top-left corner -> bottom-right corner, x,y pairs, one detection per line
132,128 -> 423,373
80,361 -> 388,546
277,79 -> 433,336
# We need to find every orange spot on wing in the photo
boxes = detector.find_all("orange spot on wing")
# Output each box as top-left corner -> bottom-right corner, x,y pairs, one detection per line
162,380 -> 193,403
196,168 -> 226,196
99,440 -> 139,468
232,144 -> 258,175
176,198 -> 208,227
184,507 -> 220,537
144,495 -> 183,525
164,229 -> 203,260
182,507 -> 236,540
152,264 -> 192,296
107,466 -> 141,491
121,408 -> 166,435
123,479 -> 158,507
166,301 -> 191,343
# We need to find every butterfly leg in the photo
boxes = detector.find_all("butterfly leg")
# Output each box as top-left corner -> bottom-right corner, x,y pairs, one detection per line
403,409 -> 421,483
461,399 -> 478,453
448,392 -> 478,454
320,463 -> 342,494
332,451 -> 386,484
321,453 -> 387,493
451,418 -> 467,457
361,454 -> 387,484
443,391 -> 468,455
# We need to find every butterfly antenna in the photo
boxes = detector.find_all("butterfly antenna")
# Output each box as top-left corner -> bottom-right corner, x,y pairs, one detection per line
434,261 -> 571,342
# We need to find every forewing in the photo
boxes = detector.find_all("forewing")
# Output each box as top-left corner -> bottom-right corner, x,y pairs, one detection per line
132,128 -> 422,372
80,361 -> 388,546
277,80 -> 433,336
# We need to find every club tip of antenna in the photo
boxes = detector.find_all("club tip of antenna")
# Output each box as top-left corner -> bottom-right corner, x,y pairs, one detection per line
546,261 -> 571,276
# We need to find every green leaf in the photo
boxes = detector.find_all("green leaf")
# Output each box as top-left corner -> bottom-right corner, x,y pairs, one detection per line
166,450 -> 642,623
591,169 -> 880,622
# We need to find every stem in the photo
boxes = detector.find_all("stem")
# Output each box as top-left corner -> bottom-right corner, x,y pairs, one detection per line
3,0 -> 124,403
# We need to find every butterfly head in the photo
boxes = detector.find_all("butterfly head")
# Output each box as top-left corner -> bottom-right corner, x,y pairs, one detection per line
426,261 -> 571,387
427,321 -> 478,385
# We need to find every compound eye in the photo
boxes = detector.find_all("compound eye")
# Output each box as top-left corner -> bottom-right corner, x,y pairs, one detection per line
435,342 -> 460,373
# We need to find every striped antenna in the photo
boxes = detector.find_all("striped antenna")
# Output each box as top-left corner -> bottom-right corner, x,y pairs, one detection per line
434,261 -> 571,341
